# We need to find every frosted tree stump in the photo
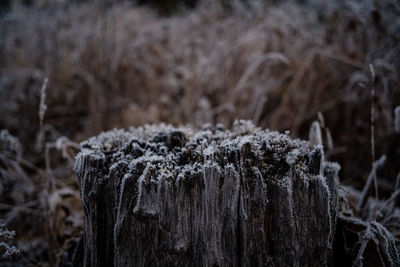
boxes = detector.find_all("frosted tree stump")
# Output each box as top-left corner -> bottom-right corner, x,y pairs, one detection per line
74,121 -> 340,267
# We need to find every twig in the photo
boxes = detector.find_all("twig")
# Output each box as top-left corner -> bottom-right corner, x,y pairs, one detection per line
395,172 -> 400,191
369,64 -> 378,202
316,50 -> 364,69
37,77 -> 57,266
0,204 -> 41,216
357,155 -> 386,210
43,142 -> 57,267
309,121 -> 322,147
37,78 -> 48,151
380,180 -> 400,222
382,189 -> 400,210
395,105 -> 400,133
317,111 -> 334,152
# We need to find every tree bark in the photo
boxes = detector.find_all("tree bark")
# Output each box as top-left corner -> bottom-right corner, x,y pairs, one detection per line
74,121 -> 340,266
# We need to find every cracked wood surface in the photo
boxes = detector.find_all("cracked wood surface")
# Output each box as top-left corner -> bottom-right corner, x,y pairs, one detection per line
74,121 -> 339,267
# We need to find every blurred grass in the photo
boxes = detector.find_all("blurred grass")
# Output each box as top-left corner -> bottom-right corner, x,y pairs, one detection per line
1,0 -> 399,183
0,0 -> 399,264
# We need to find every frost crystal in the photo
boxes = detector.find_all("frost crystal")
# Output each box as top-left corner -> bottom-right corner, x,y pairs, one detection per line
0,220 -> 20,258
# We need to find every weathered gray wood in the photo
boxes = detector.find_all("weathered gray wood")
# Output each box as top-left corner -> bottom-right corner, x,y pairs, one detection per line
74,121 -> 339,266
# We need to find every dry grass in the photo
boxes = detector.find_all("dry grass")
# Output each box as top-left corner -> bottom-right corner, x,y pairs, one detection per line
0,0 -> 399,264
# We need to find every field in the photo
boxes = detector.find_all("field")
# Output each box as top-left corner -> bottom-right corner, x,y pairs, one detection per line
0,0 -> 400,265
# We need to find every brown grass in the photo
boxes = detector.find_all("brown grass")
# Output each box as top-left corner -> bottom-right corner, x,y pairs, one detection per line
0,0 -> 399,264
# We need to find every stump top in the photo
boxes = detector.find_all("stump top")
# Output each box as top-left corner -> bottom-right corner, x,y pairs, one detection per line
76,120 -> 322,183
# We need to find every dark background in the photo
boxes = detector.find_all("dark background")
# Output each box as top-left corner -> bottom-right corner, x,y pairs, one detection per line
0,0 -> 399,265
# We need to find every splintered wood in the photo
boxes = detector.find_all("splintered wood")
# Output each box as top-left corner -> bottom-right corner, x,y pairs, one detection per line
74,120 -> 399,266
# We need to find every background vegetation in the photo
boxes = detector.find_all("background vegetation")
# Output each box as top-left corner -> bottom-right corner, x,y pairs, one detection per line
0,0 -> 399,265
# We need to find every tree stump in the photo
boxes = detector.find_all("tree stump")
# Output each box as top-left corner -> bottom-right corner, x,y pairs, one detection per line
74,121 -> 340,266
